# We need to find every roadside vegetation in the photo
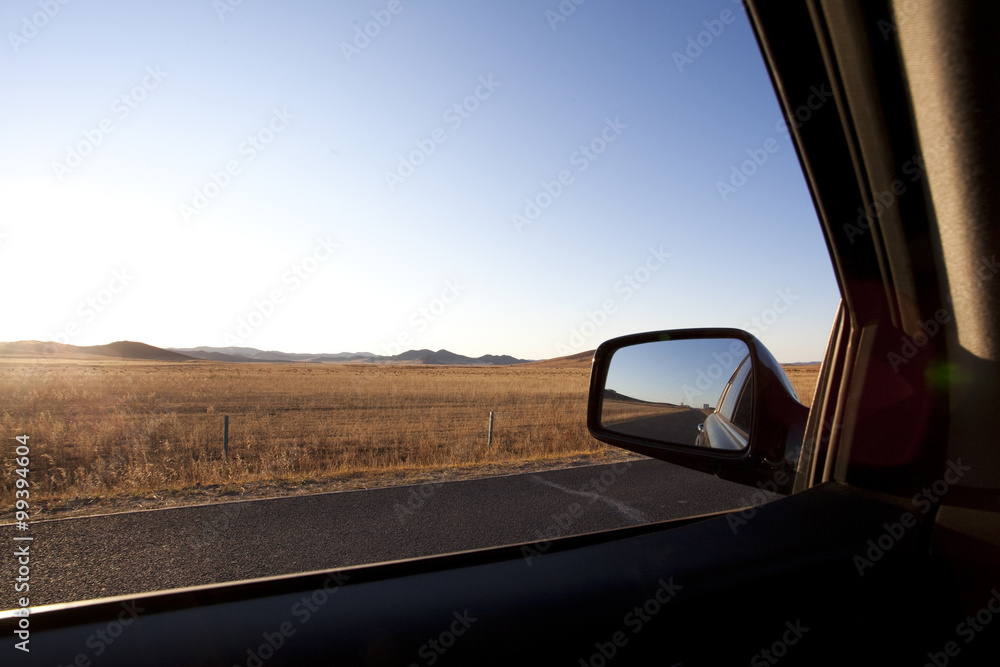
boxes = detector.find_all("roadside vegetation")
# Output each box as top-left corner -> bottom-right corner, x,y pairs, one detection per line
0,359 -> 818,516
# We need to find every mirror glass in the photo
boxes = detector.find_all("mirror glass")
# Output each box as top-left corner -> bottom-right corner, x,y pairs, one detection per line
601,338 -> 752,451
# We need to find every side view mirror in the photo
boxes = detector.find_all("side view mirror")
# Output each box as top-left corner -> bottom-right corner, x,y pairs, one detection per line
587,329 -> 808,494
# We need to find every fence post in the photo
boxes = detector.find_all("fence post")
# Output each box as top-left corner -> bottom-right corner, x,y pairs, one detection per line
487,411 -> 494,450
224,415 -> 229,459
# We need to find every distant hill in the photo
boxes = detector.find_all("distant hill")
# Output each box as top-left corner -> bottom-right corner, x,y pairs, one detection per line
80,342 -> 196,361
0,340 -> 822,369
0,341 -> 70,357
384,349 -> 528,366
169,346 -> 373,363
0,340 -> 820,373
0,341 -> 534,366
602,388 -> 645,403
0,341 -> 195,362
172,346 -> 531,366
527,350 -> 595,368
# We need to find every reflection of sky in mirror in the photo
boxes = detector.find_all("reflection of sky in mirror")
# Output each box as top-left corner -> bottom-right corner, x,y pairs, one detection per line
605,338 -> 749,407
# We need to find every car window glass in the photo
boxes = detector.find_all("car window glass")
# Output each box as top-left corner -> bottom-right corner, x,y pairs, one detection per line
0,0 -> 839,607
731,368 -> 754,432
719,356 -> 752,421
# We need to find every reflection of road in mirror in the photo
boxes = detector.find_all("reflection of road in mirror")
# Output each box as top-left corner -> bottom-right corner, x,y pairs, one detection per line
599,336 -> 753,450
601,395 -> 711,447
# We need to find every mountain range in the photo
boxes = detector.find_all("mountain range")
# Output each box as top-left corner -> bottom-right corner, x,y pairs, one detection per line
0,341 -> 553,366
169,345 -> 533,366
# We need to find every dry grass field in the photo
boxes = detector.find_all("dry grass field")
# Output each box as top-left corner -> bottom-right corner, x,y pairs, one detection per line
0,358 -> 819,517
784,364 -> 821,407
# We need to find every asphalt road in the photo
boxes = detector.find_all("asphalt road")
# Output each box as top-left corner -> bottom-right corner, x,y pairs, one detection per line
1,459 -> 773,609
605,409 -> 708,446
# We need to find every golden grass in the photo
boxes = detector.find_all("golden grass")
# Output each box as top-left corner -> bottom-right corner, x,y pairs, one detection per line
783,364 -> 820,408
0,359 -> 820,510
0,361 -> 607,506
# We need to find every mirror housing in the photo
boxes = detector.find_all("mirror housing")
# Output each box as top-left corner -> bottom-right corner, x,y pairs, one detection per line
587,328 -> 808,494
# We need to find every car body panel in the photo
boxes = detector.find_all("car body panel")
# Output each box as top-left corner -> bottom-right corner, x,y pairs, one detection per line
695,353 -> 752,450
1,484 -> 950,665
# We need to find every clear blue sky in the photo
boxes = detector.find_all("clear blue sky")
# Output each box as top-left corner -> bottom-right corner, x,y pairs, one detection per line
606,337 -> 751,406
0,0 -> 839,362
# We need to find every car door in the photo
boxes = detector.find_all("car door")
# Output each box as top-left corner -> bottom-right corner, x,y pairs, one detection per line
4,0 -> 1000,664
698,351 -> 753,450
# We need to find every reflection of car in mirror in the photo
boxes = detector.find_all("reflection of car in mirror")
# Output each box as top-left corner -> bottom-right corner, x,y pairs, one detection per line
588,328 -> 808,494
694,352 -> 752,450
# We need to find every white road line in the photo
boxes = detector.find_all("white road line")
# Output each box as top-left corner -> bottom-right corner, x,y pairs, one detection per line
530,475 -> 651,524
